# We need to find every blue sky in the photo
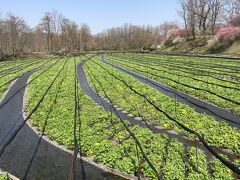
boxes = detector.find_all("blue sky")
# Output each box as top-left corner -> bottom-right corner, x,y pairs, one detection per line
0,0 -> 180,34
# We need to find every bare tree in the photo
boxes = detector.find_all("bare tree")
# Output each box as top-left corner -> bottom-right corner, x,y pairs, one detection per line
0,15 -> 29,55
178,0 -> 225,37
187,0 -> 197,38
209,0 -> 224,34
94,24 -> 168,50
178,0 -> 188,30
79,24 -> 91,51
39,12 -> 54,53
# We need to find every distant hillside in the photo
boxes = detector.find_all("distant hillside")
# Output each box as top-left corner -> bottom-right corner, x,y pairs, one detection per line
158,37 -> 240,56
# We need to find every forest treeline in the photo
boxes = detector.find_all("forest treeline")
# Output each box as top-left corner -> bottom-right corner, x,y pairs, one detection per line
0,0 -> 240,55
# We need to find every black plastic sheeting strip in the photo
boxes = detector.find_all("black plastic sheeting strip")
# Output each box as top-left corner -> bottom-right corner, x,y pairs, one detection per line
102,57 -> 240,129
81,59 -> 162,179
91,58 -> 240,175
0,60 -> 67,158
0,67 -> 57,145
22,61 -> 67,180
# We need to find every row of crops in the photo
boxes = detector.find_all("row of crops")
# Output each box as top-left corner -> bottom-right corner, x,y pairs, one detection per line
0,57 -> 55,98
0,54 -> 239,179
104,53 -> 240,115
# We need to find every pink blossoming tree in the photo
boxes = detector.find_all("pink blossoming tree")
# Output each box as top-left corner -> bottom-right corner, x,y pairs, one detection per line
174,29 -> 189,38
216,27 -> 238,41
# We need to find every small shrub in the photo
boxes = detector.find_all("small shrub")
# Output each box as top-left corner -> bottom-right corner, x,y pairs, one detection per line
173,36 -> 186,44
206,36 -> 219,48
207,36 -> 232,53
162,29 -> 176,46
166,29 -> 177,40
